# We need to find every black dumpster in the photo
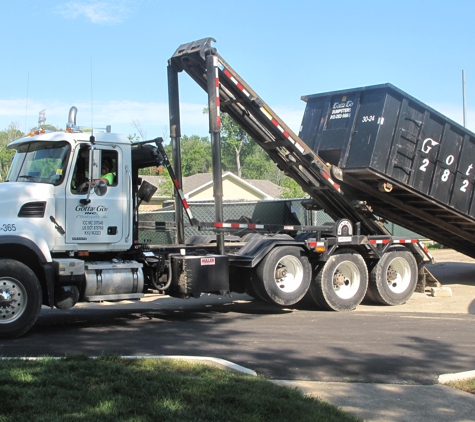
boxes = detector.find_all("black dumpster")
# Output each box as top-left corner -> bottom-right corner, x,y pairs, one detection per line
299,83 -> 475,257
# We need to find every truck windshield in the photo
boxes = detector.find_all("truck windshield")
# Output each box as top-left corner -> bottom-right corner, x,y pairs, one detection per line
6,141 -> 71,186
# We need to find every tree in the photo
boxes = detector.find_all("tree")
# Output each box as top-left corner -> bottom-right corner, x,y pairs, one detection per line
131,119 -> 147,141
279,176 -> 307,199
178,135 -> 212,177
154,167 -> 174,197
219,113 -> 254,178
240,145 -> 276,181
39,124 -> 59,132
203,108 -> 309,198
204,108 -> 277,179
0,123 -> 23,182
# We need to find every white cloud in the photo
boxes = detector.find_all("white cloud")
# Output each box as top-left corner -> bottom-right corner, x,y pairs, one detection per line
0,98 -> 209,138
57,1 -> 131,24
4,98 -> 471,142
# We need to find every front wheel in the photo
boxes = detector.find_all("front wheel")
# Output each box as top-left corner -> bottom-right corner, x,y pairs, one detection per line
253,246 -> 311,306
367,246 -> 418,306
0,259 -> 43,338
308,249 -> 368,311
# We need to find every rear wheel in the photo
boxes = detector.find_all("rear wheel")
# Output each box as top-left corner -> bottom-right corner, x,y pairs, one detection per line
253,246 -> 311,306
0,259 -> 42,338
368,246 -> 417,305
308,249 -> 368,311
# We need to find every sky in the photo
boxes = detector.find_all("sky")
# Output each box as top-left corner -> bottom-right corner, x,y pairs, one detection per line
1,0 -> 475,141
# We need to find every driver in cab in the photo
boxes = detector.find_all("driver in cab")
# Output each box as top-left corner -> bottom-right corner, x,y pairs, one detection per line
78,157 -> 114,191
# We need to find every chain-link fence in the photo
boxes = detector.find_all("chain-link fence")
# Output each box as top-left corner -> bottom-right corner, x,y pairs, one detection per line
138,198 -> 423,245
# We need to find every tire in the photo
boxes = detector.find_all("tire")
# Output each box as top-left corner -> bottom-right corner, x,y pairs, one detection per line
245,277 -> 268,302
309,249 -> 368,311
0,259 -> 43,338
368,246 -> 418,306
253,246 -> 311,306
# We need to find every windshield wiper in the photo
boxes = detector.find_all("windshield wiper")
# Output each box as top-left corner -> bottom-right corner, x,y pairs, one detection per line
18,175 -> 35,180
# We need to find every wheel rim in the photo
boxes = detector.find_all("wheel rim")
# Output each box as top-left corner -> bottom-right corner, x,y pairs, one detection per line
273,255 -> 304,293
386,257 -> 411,293
0,277 -> 28,324
332,261 -> 360,299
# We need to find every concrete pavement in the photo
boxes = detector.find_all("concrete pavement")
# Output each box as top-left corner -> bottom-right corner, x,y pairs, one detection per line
273,379 -> 475,422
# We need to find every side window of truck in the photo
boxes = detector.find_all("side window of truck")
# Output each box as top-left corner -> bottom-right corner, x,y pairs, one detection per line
71,149 -> 118,193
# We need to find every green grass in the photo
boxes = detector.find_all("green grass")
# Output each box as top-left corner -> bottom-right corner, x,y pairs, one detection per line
445,377 -> 475,395
0,356 -> 361,422
423,241 -> 448,250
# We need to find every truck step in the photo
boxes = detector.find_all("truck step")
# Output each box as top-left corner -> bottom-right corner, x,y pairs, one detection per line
85,293 -> 144,302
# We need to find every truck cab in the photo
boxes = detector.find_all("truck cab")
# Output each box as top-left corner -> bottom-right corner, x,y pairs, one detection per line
0,111 -> 152,338
4,127 -> 134,256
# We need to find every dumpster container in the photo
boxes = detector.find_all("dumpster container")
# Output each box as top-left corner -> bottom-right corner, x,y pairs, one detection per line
299,83 -> 475,258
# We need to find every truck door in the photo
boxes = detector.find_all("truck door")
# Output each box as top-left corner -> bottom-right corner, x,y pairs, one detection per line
65,146 -> 128,246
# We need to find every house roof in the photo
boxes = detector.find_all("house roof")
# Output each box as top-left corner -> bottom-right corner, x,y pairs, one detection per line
183,173 -> 213,193
245,179 -> 283,199
140,173 -> 282,199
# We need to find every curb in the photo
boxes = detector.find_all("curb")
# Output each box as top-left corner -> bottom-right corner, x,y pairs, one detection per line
3,356 -> 473,383
0,355 -> 258,377
121,355 -> 258,376
438,370 -> 475,384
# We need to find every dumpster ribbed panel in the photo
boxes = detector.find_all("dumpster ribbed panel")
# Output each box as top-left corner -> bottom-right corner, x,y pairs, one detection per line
300,83 -> 475,257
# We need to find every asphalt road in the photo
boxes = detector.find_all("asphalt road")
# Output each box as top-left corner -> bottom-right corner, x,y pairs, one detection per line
1,249 -> 474,384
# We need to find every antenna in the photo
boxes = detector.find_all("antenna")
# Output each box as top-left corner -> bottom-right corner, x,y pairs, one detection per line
90,57 -> 95,143
24,71 -> 29,133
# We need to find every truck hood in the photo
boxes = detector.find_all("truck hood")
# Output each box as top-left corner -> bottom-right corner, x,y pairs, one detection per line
0,182 -> 55,218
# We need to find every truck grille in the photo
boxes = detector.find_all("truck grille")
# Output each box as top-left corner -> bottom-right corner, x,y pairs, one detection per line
18,201 -> 46,218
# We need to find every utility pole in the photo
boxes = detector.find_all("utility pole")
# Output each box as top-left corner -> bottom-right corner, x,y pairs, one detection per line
462,70 -> 467,127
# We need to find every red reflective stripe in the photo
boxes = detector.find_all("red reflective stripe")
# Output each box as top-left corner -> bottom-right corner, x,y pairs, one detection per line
214,222 -> 223,228
237,82 -> 244,91
395,239 -> 419,244
217,116 -> 221,126
223,69 -> 232,79
173,179 -> 181,189
369,239 -> 390,244
321,171 -> 341,190
182,199 -> 189,209
271,118 -> 279,127
216,97 -> 220,107
283,131 -> 290,138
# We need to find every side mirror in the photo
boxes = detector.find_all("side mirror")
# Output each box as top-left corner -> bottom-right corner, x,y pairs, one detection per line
137,180 -> 158,203
94,180 -> 108,197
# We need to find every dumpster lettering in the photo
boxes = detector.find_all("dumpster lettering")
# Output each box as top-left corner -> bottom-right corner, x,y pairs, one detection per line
419,158 -> 429,172
446,155 -> 455,166
421,138 -> 439,154
330,101 -> 353,120
362,115 -> 376,123
460,180 -> 470,192
441,169 -> 450,182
